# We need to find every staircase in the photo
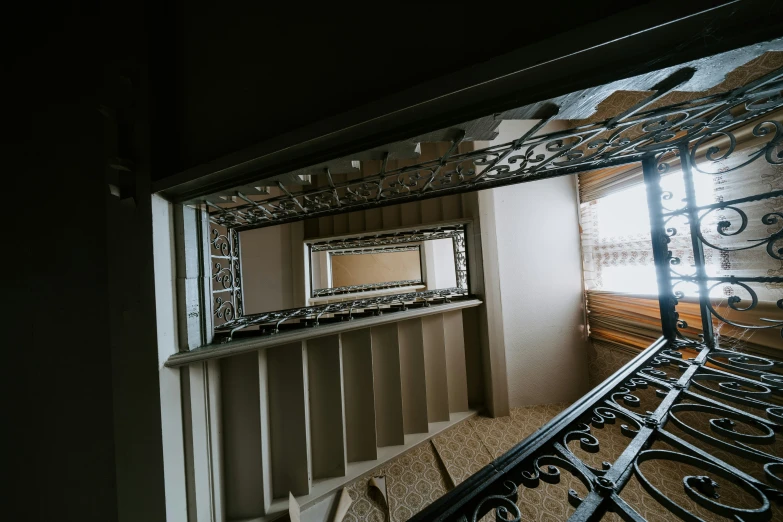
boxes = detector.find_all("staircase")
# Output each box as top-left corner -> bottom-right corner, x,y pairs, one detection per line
188,135 -> 495,521
303,142 -> 485,239
182,303 -> 481,521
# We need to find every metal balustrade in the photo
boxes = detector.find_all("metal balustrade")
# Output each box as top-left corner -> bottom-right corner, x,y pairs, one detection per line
411,67 -> 783,521
180,50 -> 783,521
311,280 -> 424,298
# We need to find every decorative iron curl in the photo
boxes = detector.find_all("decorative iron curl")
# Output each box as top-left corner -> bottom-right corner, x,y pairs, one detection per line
518,454 -> 592,510
694,206 -> 782,257
329,246 -> 420,256
661,190 -> 688,214
212,262 -> 233,289
469,480 -> 520,522
205,70 -> 783,232
764,462 -> 783,489
690,119 -> 783,175
688,372 -> 781,420
705,281 -> 783,331
707,350 -> 783,379
634,449 -> 771,522
214,296 -> 236,321
211,229 -> 231,256
310,227 -> 464,252
667,402 -> 780,463
562,407 -> 640,475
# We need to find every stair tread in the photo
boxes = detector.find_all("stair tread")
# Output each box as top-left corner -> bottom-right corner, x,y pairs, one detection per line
254,410 -> 479,522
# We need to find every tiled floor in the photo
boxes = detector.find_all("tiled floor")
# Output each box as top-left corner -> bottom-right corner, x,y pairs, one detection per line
339,402 -> 569,521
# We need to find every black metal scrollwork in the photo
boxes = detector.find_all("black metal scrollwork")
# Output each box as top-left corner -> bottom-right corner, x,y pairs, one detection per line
329,246 -> 420,256
412,336 -> 783,522
408,64 -> 783,522
211,227 -> 243,325
206,68 -> 783,232
309,226 -> 465,252
634,449 -> 771,522
215,287 -> 468,341
312,280 -> 423,297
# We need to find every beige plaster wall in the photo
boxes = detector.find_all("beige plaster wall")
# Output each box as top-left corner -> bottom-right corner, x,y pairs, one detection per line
241,223 -> 304,314
331,250 -> 421,287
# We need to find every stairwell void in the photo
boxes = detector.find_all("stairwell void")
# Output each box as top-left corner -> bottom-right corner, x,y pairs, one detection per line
151,37 -> 782,522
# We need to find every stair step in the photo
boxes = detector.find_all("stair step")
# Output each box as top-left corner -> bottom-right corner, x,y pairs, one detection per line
197,305 -> 479,522
259,410 -> 479,521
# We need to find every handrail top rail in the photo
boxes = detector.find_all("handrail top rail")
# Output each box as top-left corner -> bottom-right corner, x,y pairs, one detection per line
166,297 -> 482,367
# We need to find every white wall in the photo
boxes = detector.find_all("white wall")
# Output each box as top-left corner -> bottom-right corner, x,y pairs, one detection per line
311,251 -> 331,290
422,238 -> 457,289
482,120 -> 590,407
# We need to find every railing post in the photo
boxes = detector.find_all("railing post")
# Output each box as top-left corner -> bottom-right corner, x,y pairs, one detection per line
677,143 -> 715,347
642,155 -> 678,343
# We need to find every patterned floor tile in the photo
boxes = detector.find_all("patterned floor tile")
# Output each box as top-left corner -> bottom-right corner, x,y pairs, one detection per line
384,442 -> 450,522
340,468 -> 389,522
431,420 -> 493,486
510,402 -> 569,441
335,403 -> 572,521
469,412 -> 528,459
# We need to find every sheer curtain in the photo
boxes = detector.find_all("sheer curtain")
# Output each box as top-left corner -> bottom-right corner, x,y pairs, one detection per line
579,114 -> 782,352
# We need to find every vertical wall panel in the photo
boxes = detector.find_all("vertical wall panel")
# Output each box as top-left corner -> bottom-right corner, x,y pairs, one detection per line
370,324 -> 405,446
346,169 -> 366,233
441,194 -> 462,220
421,314 -> 450,422
397,319 -> 429,434
381,204 -> 402,229
306,336 -> 347,479
443,310 -> 470,413
267,343 -> 311,497
341,329 -> 378,462
400,201 -> 422,226
364,207 -> 383,232
420,197 -> 443,224
221,353 -> 265,519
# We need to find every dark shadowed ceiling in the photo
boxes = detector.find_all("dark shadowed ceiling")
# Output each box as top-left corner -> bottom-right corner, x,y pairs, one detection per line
152,3 -> 649,176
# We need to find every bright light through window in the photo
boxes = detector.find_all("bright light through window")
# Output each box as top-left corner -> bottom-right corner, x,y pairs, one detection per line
582,170 -> 715,296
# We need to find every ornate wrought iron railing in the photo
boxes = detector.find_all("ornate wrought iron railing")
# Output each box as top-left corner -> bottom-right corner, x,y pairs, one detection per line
328,245 -> 420,256
211,220 -> 469,337
410,67 -> 782,521
311,279 -> 423,298
412,337 -> 783,521
193,54 -> 783,520
642,128 -> 781,347
308,225 -> 465,251
205,67 -> 782,232
210,226 -> 243,325
213,287 -> 468,342
308,224 -> 467,298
